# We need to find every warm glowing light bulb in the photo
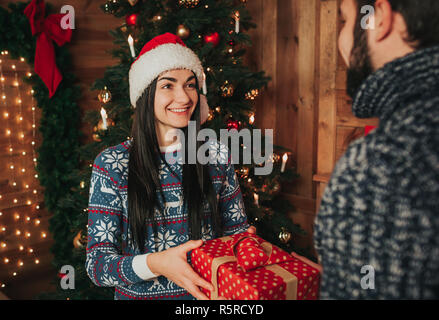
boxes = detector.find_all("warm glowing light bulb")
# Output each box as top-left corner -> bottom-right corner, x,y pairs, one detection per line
9,148 -> 13,152
15,230 -> 21,236
0,76 -> 4,82
2,95 -> 6,100
3,112 -> 8,118
28,248 -> 33,253
35,219 -> 40,226
19,245 -> 24,251
13,272 -> 17,276
35,259 -> 39,264
10,165 -> 14,169
13,81 -> 19,87
26,216 -> 30,222
27,72 -> 32,77
36,205 -> 40,210
33,189 -> 37,194
20,57 -> 25,62
12,182 -> 16,187
31,141 -> 35,146
11,64 -> 16,69
19,116 -> 23,121
26,200 -> 31,205
13,198 -> 18,204
1,227 -> 5,232
34,174 -> 38,178
22,151 -> 26,156
14,213 -> 20,220
1,242 -> 6,248
6,129 -> 11,135
22,168 -> 26,173
18,261 -> 23,267
41,232 -> 47,238
3,258 -> 9,264
25,232 -> 31,238
20,133 -> 24,139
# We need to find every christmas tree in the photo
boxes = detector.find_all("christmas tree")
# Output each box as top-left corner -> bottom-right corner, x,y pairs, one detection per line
43,0 -> 309,300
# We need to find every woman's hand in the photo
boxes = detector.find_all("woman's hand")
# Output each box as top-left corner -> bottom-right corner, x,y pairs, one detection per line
147,240 -> 214,300
247,225 -> 257,234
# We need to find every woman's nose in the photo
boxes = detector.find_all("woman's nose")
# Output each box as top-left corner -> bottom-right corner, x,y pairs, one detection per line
174,86 -> 191,105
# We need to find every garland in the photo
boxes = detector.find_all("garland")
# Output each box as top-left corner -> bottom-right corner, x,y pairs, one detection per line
0,1 -> 81,270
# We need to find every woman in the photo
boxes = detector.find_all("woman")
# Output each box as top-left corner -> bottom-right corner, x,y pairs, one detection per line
86,33 -> 253,300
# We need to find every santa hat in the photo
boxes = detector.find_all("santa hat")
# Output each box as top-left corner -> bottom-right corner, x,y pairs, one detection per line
129,33 -> 209,121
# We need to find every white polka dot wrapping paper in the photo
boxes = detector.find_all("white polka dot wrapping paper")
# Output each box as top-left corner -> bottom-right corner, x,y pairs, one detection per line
190,232 -> 322,300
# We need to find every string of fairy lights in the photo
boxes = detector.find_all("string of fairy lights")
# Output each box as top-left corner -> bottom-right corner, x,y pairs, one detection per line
0,51 -> 46,290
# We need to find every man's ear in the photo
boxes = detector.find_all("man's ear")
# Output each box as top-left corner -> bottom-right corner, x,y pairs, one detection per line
374,0 -> 393,41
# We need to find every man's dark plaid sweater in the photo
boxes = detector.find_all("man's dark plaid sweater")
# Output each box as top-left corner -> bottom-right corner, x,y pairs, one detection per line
314,46 -> 439,299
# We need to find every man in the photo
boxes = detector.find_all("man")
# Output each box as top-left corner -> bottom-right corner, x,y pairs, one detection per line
314,0 -> 439,299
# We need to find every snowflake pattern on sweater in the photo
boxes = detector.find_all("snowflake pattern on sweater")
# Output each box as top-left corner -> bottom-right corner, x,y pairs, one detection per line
86,139 -> 249,300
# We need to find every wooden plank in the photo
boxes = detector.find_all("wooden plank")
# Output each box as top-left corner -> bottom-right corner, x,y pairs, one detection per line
315,0 -> 339,211
335,126 -> 364,161
260,0 -> 278,133
294,0 -> 318,198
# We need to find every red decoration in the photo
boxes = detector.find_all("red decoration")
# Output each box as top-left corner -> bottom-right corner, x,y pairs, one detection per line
365,125 -> 377,136
227,119 -> 239,131
126,13 -> 138,26
191,232 -> 322,300
24,0 -> 72,98
203,32 -> 220,47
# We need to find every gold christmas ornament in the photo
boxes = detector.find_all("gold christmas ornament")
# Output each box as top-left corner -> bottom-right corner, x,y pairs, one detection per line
239,167 -> 250,179
176,24 -> 190,39
245,88 -> 259,100
98,86 -> 112,104
278,228 -> 292,244
73,230 -> 87,248
220,81 -> 234,97
270,179 -> 281,196
179,0 -> 200,8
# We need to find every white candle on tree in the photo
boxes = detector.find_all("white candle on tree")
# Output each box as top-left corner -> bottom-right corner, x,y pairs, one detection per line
100,107 -> 108,130
128,35 -> 135,58
281,153 -> 288,173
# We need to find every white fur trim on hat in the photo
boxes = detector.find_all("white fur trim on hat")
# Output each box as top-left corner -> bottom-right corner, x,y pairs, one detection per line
129,43 -> 204,107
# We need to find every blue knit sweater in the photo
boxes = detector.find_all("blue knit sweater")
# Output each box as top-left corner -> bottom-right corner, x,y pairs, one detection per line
85,139 -> 249,300
314,46 -> 439,299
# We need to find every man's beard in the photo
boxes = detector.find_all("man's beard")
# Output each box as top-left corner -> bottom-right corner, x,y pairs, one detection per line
346,26 -> 374,99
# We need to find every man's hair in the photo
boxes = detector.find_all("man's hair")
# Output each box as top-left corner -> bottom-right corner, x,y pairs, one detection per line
357,0 -> 439,49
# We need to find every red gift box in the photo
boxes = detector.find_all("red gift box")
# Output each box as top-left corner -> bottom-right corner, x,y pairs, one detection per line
190,232 -> 322,300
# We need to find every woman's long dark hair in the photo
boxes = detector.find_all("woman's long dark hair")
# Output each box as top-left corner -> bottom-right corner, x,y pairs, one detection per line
128,75 -> 223,251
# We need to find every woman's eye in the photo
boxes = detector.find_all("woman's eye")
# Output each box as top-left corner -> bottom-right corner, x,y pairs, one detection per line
187,83 -> 197,89
162,84 -> 172,89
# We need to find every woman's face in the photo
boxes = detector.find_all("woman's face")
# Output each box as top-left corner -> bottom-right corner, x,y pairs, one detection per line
154,69 -> 199,145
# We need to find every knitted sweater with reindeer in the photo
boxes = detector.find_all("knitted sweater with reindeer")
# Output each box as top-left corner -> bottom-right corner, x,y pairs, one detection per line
85,139 -> 249,300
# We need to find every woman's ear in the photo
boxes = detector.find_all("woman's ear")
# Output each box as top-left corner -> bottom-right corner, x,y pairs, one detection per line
200,94 -> 210,124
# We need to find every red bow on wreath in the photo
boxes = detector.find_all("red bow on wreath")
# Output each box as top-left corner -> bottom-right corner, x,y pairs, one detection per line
24,0 -> 72,98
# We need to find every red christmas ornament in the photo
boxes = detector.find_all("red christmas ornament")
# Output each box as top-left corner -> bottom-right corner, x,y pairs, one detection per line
227,119 -> 239,131
126,13 -> 138,26
203,32 -> 220,47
